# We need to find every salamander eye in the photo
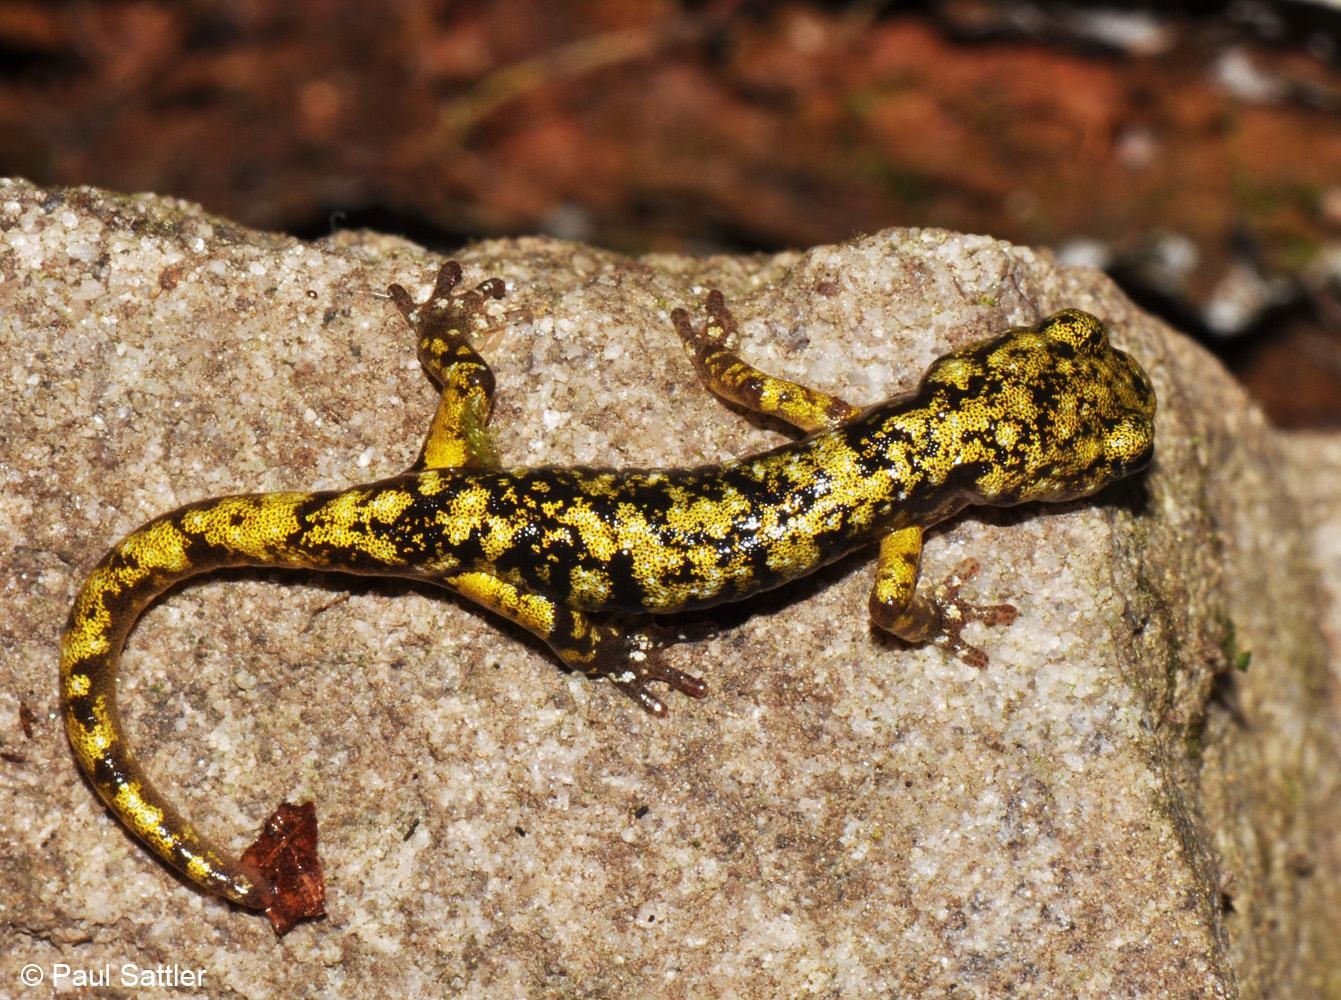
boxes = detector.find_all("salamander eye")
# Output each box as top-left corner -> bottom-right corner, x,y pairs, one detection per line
1038,309 -> 1108,353
1105,414 -> 1155,472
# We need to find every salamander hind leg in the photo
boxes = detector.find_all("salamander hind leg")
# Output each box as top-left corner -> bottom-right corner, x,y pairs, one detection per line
443,571 -> 707,716
387,261 -> 507,471
599,628 -> 709,717
868,526 -> 1018,668
670,290 -> 860,434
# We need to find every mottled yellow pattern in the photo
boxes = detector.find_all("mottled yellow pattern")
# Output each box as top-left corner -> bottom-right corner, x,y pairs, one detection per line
62,261 -> 1156,909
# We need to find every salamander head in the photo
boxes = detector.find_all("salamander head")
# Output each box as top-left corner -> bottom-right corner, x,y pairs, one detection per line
918,309 -> 1156,506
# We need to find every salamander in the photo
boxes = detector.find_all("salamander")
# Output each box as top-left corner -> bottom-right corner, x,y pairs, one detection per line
61,261 -> 1157,909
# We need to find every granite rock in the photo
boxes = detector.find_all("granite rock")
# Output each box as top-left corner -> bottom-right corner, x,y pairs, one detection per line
2,178 -> 1338,997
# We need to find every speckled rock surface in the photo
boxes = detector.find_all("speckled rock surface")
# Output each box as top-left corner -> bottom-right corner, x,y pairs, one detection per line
2,178 -> 1338,997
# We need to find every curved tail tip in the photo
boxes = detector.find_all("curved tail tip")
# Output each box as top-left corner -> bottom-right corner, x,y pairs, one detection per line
219,863 -> 276,910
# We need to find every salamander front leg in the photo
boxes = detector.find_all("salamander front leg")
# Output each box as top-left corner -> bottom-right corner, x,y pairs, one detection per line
443,572 -> 707,715
388,261 -> 507,471
868,526 -> 1018,668
671,290 -> 860,434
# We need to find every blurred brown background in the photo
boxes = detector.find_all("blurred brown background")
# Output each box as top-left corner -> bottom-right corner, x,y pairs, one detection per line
4,0 -> 1339,425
